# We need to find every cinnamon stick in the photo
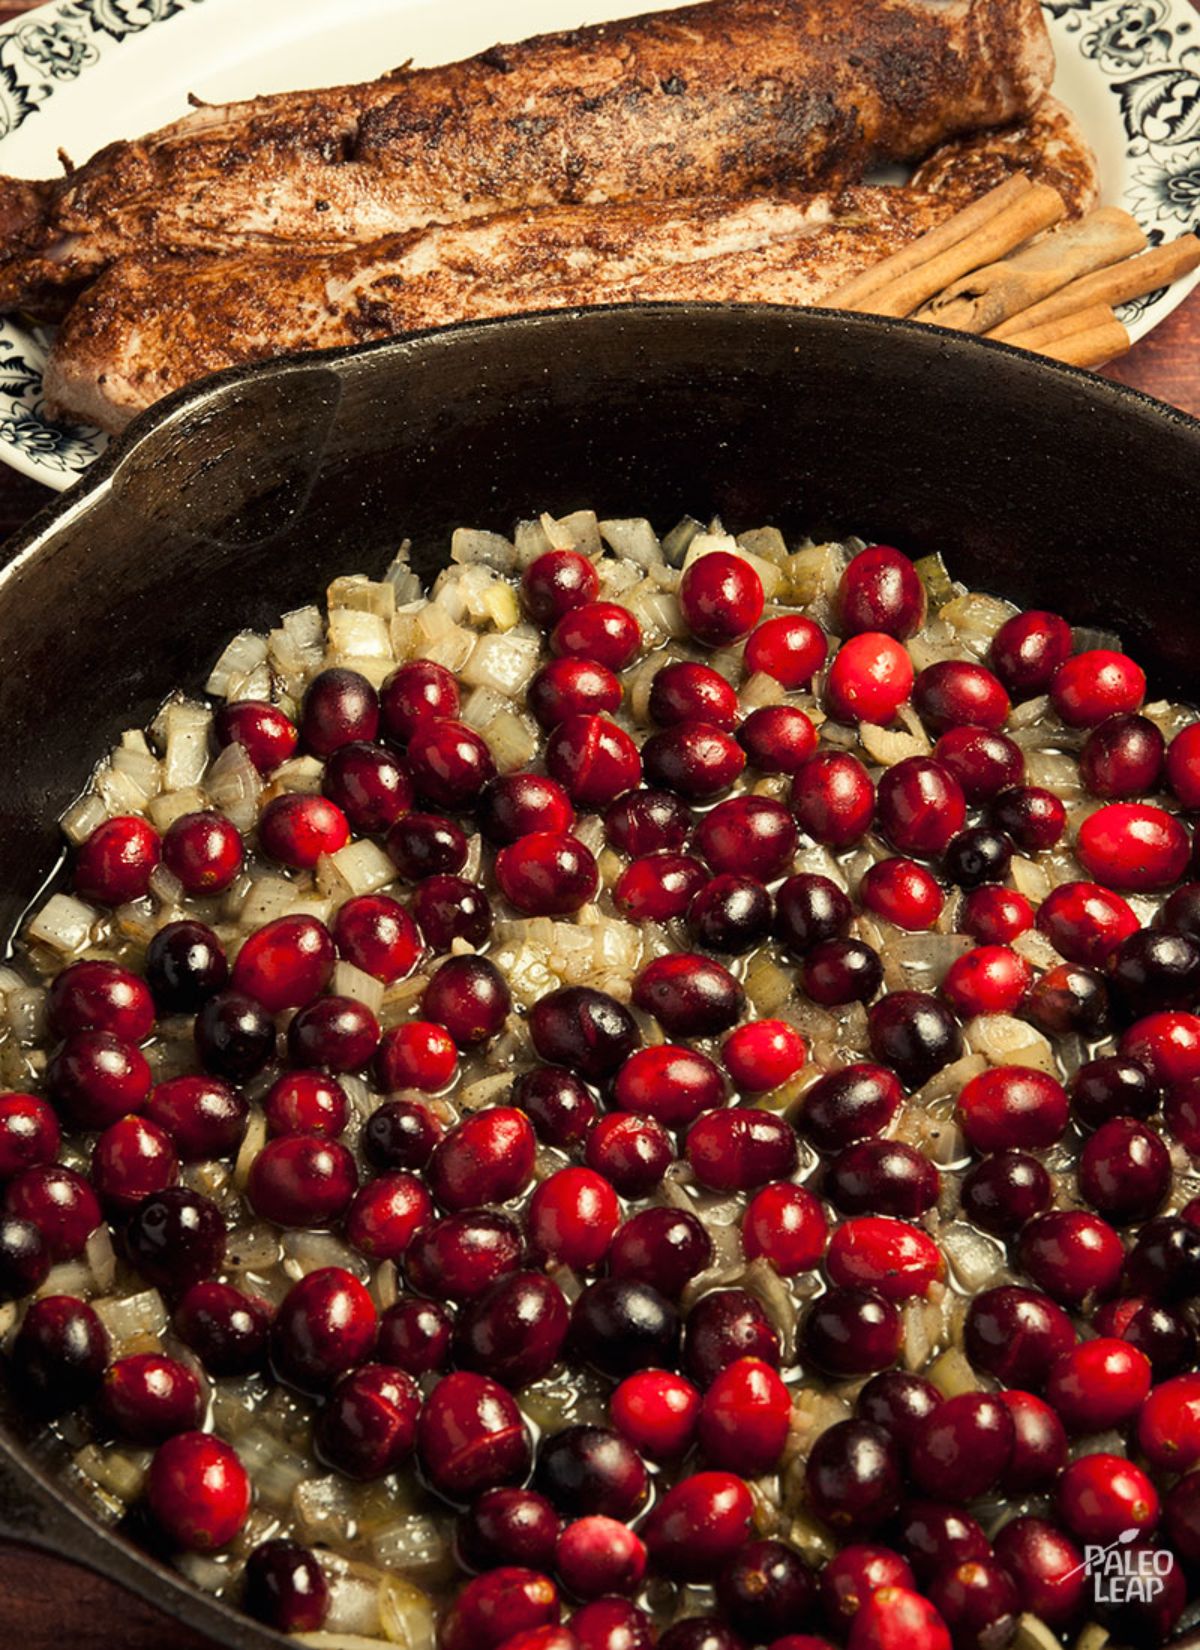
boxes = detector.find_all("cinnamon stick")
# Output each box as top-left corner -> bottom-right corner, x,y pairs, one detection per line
1002,303 -> 1116,352
989,234 -> 1200,339
1033,317 -> 1131,369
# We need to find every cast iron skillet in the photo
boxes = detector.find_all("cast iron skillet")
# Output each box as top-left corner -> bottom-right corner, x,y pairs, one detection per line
2,304 -> 1200,1649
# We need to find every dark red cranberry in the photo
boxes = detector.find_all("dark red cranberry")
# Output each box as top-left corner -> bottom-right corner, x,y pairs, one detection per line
933,726 -> 1024,802
145,1074 -> 247,1160
650,661 -> 739,729
791,752 -> 875,847
459,1487 -> 560,1572
724,1020 -> 807,1095
689,874 -> 772,954
802,1287 -> 902,1377
604,788 -> 692,856
742,1182 -> 826,1274
913,661 -> 1009,734
454,1271 -> 570,1389
546,715 -> 641,807
0,1216 -> 50,1299
497,832 -> 598,916
407,718 -> 496,810
584,1113 -> 672,1198
826,1140 -> 939,1219
1166,1471 -> 1200,1566
346,1171 -> 432,1260
801,1063 -> 903,1151
964,1285 -> 1075,1385
405,1211 -> 523,1302
716,1539 -> 816,1640
511,1067 -> 596,1149
0,1093 -> 60,1181
194,990 -> 274,1082
375,1020 -> 457,1092
609,1207 -> 712,1297
960,1151 -> 1050,1235
145,919 -> 229,1014
941,943 -> 1031,1018
258,792 -> 350,868
271,1266 -> 377,1392
47,1029 -> 151,1128
1078,1116 -> 1170,1222
126,1186 -> 226,1291
363,1097 -> 442,1170
214,700 -> 298,773
523,549 -> 600,625
479,774 -> 574,844
1080,713 -> 1165,798
643,722 -> 745,800
610,1369 -> 701,1462
11,1295 -> 109,1413
686,1107 -> 798,1191
1017,1210 -> 1124,1305
746,612 -> 829,684
48,959 -> 155,1042
386,810 -> 468,879
641,1471 -> 754,1580
695,795 -> 798,879
301,667 -> 379,755
928,1559 -> 1018,1650
632,953 -> 743,1038
1169,721 -> 1200,808
738,704 -> 819,774
146,1431 -> 250,1551
859,858 -> 943,931
941,826 -> 1012,889
615,853 -> 707,922
867,992 -> 962,1086
99,1351 -> 203,1442
820,1544 -> 916,1632
555,1514 -> 646,1600
529,658 -> 622,731
907,1393 -> 1014,1502
1044,1336 -> 1151,1432
243,1539 -> 329,1634
570,1278 -> 679,1378
839,546 -> 925,639
74,814 -> 160,904
91,1115 -> 178,1213
380,659 -> 461,744
1125,1214 -> 1200,1301
998,1390 -> 1068,1492
418,1370 -> 531,1500
232,913 -> 335,1011
1162,880 -> 1200,944
990,784 -> 1067,851
805,1420 -> 902,1534
428,1107 -> 535,1212
535,1424 -> 647,1521
287,994 -> 380,1071
527,1166 -> 619,1270
529,986 -> 637,1079
992,1518 -> 1085,1629
1057,1453 -> 1159,1544
1052,649 -> 1145,727
679,551 -> 763,645
1070,1055 -> 1159,1128
960,885 -> 1034,944
1112,927 -> 1200,1015
174,1280 -> 272,1376
322,741 -> 412,832
825,632 -> 914,726
956,1066 -> 1069,1153
315,1362 -> 421,1478
855,1372 -> 942,1448
378,1296 -> 454,1376
1077,801 -> 1190,891
162,810 -> 243,894
552,600 -> 641,670
876,759 -> 966,857
989,608 -> 1073,697
1022,961 -> 1112,1039
5,1164 -> 100,1261
775,872 -> 852,955
802,938 -> 883,1006
896,1501 -> 991,1583
412,874 -> 492,949
1097,1297 -> 1195,1379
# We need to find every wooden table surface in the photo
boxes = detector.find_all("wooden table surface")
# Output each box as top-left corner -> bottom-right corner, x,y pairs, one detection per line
0,0 -> 1198,1643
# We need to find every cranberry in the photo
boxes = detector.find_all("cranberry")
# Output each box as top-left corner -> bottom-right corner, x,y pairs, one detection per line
604,788 -> 692,855
806,1420 -> 902,1534
1167,1471 -> 1200,1565
738,704 -> 819,774
74,814 -> 160,904
1098,1297 -> 1194,1379
1152,883 -> 1200,950
363,1101 -> 442,1174
405,1212 -> 523,1301
553,601 -> 641,670
232,913 -> 335,1011
1057,1452 -> 1159,1543
689,874 -> 772,953
459,1487 -> 560,1572
511,1067 -> 596,1149
315,1361 -> 421,1478
680,551 -> 763,644
381,659 -> 461,743
991,784 -> 1067,852
746,613 -> 829,685
821,1544 -> 916,1632
802,938 -> 882,1006
956,1065 -> 1068,1152
1079,712 -> 1164,797
262,1072 -> 346,1140
827,1217 -> 943,1302
5,1164 -> 100,1261
1023,961 -> 1112,1039
214,700 -> 298,773
0,1216 -> 49,1299
47,1030 -> 151,1127
126,1186 -> 226,1291
570,1600 -> 655,1650
743,1182 -> 826,1273
855,1372 -> 942,1448
407,718 -> 496,809
908,1393 -> 1014,1504
147,1431 -> 250,1551
724,1020 -> 806,1095
826,633 -> 915,726
876,759 -> 966,857
859,859 -> 943,931
802,1062 -> 904,1151
826,1141 -> 938,1219
145,920 -> 228,1012
145,1074 -> 248,1159
556,1516 -> 646,1600
867,992 -> 962,1087
632,953 -> 743,1038
803,1287 -> 902,1378
649,661 -> 738,729
443,1567 -> 560,1650
989,608 -> 1072,697
992,1517 -> 1085,1628
848,1588 -> 952,1650
1052,649 -> 1145,726
162,810 -> 243,894
698,1356 -> 791,1475
584,1113 -> 672,1198
528,1167 -> 619,1270
941,827 -> 1012,890
547,715 -> 640,807
658,1621 -> 741,1650
91,1115 -> 178,1212
933,727 -> 1024,802
48,960 -> 155,1043
409,874 -> 491,951
1017,1210 -> 1124,1305
570,1278 -> 679,1377
529,659 -> 622,731
423,956 -> 511,1046
378,1297 -> 453,1375
687,1107 -> 798,1191
1111,927 -> 1200,1014
1079,801 -> 1189,891
455,1271 -> 570,1388
535,1425 -> 647,1520
717,1539 -> 815,1641
1167,721 -> 1200,808
0,1093 -> 59,1181
643,722 -> 746,800
497,832 -> 599,916
775,872 -> 852,954
11,1295 -> 109,1413
480,774 -> 575,844
927,1560 -> 1017,1650
964,1285 -> 1075,1384
1078,1115 -> 1170,1222
243,1540 -> 329,1634
838,546 -> 925,639
1136,1372 -> 1200,1472
615,852 -> 706,922
960,886 -> 1033,944
99,1351 -> 202,1441
523,550 -> 600,624
695,798 -> 796,881
376,1021 -> 458,1093
609,1207 -> 711,1296
1121,1008 -> 1200,1086
428,1107 -> 535,1211
174,1280 -> 272,1375
258,792 -> 350,868
998,1389 -> 1068,1492
271,1266 -> 376,1391
287,994 -> 380,1070
791,752 -> 875,847
641,1470 -> 754,1578
1045,1337 -> 1151,1433
322,741 -> 412,833
387,810 -> 468,879
1125,1214 -> 1200,1300
941,944 -> 1030,1017
684,1288 -> 781,1386
611,1369 -> 701,1460
301,667 -> 379,755
345,1171 -> 432,1259
913,661 -> 1009,734
959,1151 -> 1050,1234
1167,1077 -> 1200,1152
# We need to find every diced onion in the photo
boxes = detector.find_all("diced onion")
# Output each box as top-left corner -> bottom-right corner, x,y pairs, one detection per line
26,892 -> 95,955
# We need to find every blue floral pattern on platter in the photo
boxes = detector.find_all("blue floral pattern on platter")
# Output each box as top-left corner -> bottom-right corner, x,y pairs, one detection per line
0,0 -> 1195,488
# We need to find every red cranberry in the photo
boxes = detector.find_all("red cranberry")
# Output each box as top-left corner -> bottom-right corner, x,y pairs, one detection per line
956,1065 -> 1068,1152
74,814 -> 160,904
927,1560 -> 1017,1650
405,1211 -> 523,1302
609,1207 -> 711,1297
610,1369 -> 701,1460
998,1389 -> 1068,1492
271,1266 -> 376,1391
680,551 -> 763,645
528,1167 -> 620,1270
1136,1373 -> 1200,1472
632,953 -> 743,1038
387,810 -> 468,878
0,1092 -> 60,1181
689,873 -> 772,954
570,1278 -> 679,1378
876,759 -> 966,857
407,718 -> 496,809
248,1134 -> 357,1227
643,721 -> 745,800
746,613 -> 829,684
802,938 -> 883,1006
964,1285 -> 1075,1384
315,1362 -> 421,1478
585,1113 -> 672,1198
742,1182 -> 826,1274
287,994 -> 380,1070
989,608 -> 1073,697
48,960 -> 155,1043
775,872 -> 852,954
826,633 -> 914,726
529,659 -> 622,731
232,913 -> 335,1010
381,659 -> 461,743
263,1071 -> 348,1138
258,792 -> 350,868
1121,1008 -> 1200,1086
535,1424 -> 647,1522
855,1372 -> 942,1448
145,920 -> 228,1012
480,774 -> 575,844
1045,1337 -> 1151,1432
419,1370 -> 532,1500
423,956 -> 511,1046
826,1141 -> 938,1219
684,1288 -> 780,1387
147,1431 -> 250,1551
699,1356 -> 791,1475
649,661 -> 739,729
805,1419 -> 902,1534
1126,1215 -> 1200,1300
990,784 -> 1066,851
378,1297 -> 453,1375
162,810 -> 243,894
941,827 -> 1012,890
497,832 -> 599,916
1167,1470 -> 1200,1565
913,661 -> 1009,734
376,1021 -> 458,1093
556,1516 -> 645,1600
1016,1210 -> 1125,1305
322,741 -> 412,832
364,1097 -> 443,1169
47,1029 -> 151,1127
941,944 -> 1030,1017
859,859 -> 943,930
959,1151 -> 1050,1235
821,1544 -> 916,1632
800,1063 -> 903,1151
604,788 -> 692,855
724,1020 -> 806,1095
717,1539 -> 815,1640
791,751 -> 876,847
827,1217 -> 943,1302
174,1280 -> 272,1375
933,726 -> 1024,802
1078,801 -> 1189,891
1078,1116 -> 1170,1222
11,1295 -> 109,1413
91,1116 -> 178,1213
641,1471 -> 754,1579
243,1539 -> 329,1634
411,874 -> 492,950
1168,722 -> 1200,808
839,546 -> 925,639
547,715 -> 640,807
301,667 -> 379,755
145,1074 -> 247,1159
429,1107 -> 535,1212
992,1517 -> 1085,1628
848,1588 -> 952,1650
687,1107 -> 798,1191
960,886 -> 1033,944
1080,713 -> 1164,798
346,1171 -> 432,1260
615,853 -> 707,922
0,1216 -> 50,1299
696,796 -> 798,879
739,704 -> 819,773
100,1351 -> 202,1442
867,992 -> 962,1087
459,1487 -> 560,1572
1057,1452 -> 1159,1543
442,1566 -> 560,1650
907,1393 -> 1014,1503
1052,649 -> 1145,727
523,550 -> 600,624
5,1165 -> 100,1261
803,1287 -> 902,1378
214,700 -> 298,773
126,1186 -> 226,1291
552,601 -> 641,670
1073,1055 -> 1158,1129
455,1271 -> 570,1389
511,1066 -> 596,1149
